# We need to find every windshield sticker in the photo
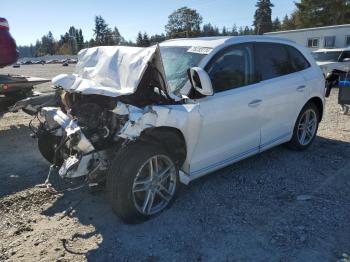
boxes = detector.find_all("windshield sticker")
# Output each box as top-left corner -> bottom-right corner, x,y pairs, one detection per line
187,46 -> 212,54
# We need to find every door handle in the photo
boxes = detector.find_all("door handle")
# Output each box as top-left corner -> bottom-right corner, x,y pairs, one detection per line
248,99 -> 262,107
296,85 -> 306,92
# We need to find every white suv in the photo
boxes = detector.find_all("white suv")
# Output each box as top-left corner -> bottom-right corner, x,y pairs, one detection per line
30,36 -> 325,223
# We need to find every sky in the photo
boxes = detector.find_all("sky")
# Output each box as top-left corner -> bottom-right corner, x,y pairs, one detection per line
2,0 -> 298,46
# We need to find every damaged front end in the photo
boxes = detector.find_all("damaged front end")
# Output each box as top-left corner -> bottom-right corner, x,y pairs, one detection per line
31,44 -> 193,184
37,105 -> 121,181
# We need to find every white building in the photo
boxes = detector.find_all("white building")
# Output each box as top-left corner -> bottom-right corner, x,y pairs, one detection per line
265,24 -> 350,50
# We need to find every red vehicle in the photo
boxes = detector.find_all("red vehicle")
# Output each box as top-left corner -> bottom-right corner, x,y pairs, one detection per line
0,17 -> 18,67
0,17 -> 49,112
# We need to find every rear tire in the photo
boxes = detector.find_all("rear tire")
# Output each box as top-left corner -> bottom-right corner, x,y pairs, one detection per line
287,102 -> 320,151
107,141 -> 179,224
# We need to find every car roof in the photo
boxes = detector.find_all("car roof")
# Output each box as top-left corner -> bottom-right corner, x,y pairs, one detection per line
160,35 -> 296,49
313,48 -> 350,53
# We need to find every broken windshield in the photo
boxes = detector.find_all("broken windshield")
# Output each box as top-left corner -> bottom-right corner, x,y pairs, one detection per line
160,46 -> 207,93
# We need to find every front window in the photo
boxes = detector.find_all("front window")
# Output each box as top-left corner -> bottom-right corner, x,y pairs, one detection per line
312,51 -> 342,62
207,44 -> 255,92
160,46 -> 207,93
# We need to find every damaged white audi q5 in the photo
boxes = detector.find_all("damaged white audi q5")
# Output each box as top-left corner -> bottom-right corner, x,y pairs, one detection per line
20,36 -> 325,223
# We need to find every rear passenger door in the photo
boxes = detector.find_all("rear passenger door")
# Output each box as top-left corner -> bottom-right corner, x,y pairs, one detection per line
255,42 -> 310,151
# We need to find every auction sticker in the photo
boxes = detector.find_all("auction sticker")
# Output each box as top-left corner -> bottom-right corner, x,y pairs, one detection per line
187,46 -> 212,54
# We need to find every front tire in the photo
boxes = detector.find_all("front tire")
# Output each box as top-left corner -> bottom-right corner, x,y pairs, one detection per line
107,142 -> 179,224
287,102 -> 320,151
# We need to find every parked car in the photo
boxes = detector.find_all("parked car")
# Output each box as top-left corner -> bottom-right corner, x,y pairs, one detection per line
312,48 -> 350,74
25,36 -> 325,223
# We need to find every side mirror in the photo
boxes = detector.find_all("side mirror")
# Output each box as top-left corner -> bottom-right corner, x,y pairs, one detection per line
189,67 -> 214,96
342,58 -> 350,62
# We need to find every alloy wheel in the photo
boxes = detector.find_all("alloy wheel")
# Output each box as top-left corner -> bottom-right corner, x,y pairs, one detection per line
132,155 -> 177,216
297,109 -> 317,146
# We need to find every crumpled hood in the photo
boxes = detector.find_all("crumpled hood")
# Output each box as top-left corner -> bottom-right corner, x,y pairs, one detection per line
52,45 -> 172,98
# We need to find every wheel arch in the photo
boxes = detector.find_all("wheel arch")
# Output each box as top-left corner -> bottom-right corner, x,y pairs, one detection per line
307,96 -> 324,122
139,126 -> 187,167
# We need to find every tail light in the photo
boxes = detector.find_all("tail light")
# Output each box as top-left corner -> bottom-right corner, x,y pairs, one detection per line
0,18 -> 9,31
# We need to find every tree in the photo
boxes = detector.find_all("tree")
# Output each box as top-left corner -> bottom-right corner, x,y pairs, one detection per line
272,17 -> 282,31
136,31 -> 143,46
243,26 -> 254,35
111,27 -> 124,45
165,7 -> 202,38
231,24 -> 239,36
76,29 -> 84,51
281,14 -> 297,30
222,26 -> 229,36
202,23 -> 216,36
253,0 -> 274,34
294,0 -> 350,28
150,33 -> 166,44
143,32 -> 151,47
37,31 -> 56,56
94,15 -> 109,45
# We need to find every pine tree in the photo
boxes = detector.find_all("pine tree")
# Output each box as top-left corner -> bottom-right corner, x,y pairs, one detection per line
281,14 -> 297,30
272,17 -> 282,31
150,34 -> 166,44
143,32 -> 151,47
94,15 -> 109,45
136,32 -> 143,47
222,26 -> 228,36
231,24 -> 239,36
253,0 -> 274,34
77,29 -> 84,50
294,0 -> 350,28
112,27 -> 123,45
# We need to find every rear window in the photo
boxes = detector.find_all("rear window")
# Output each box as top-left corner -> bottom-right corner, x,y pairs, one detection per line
286,46 -> 310,72
256,43 -> 295,81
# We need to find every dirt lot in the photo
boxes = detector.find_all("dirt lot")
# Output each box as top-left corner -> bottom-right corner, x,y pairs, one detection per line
0,64 -> 350,262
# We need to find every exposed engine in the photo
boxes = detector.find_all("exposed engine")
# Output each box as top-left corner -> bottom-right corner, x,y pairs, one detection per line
61,93 -> 128,150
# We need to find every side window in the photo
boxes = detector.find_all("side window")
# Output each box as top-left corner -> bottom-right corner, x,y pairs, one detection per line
286,46 -> 311,72
206,44 -> 255,92
255,43 -> 295,81
340,51 -> 350,61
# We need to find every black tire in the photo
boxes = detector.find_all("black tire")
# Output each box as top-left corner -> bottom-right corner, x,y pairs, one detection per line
287,102 -> 320,151
107,141 -> 180,224
37,130 -> 63,165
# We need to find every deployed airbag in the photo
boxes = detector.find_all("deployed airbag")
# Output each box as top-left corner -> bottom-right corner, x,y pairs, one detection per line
52,46 -> 158,97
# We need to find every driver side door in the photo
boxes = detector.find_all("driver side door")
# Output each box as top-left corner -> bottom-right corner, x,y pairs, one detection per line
189,43 -> 263,179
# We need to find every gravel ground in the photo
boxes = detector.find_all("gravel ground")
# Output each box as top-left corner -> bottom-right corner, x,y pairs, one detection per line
0,65 -> 350,262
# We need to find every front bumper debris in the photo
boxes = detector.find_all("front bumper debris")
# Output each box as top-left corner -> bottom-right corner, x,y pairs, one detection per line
41,107 -> 102,179
42,107 -> 95,154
